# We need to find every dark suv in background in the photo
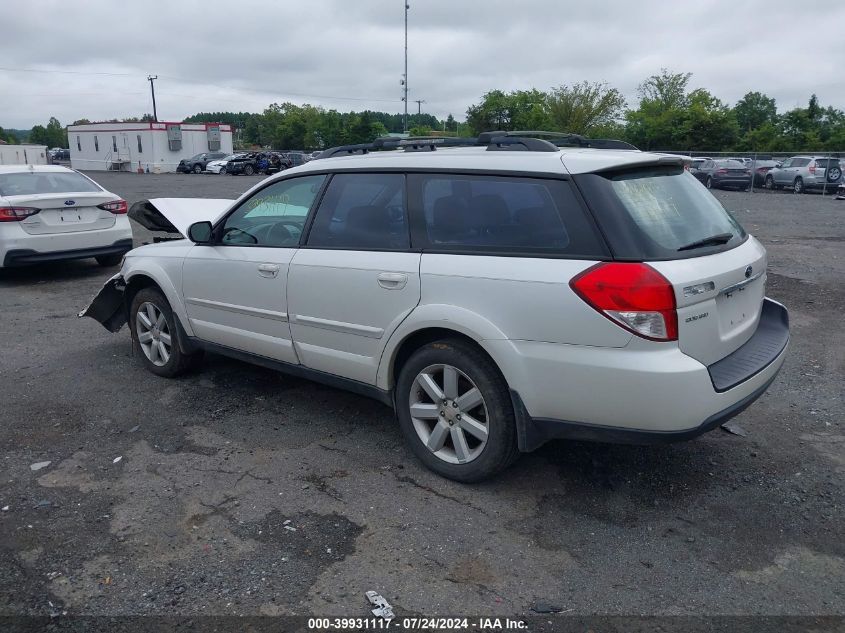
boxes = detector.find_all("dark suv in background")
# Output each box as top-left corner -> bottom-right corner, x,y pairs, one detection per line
177,152 -> 229,174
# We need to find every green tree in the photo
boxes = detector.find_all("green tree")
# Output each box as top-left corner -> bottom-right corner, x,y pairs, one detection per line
546,81 -> 626,135
637,69 -> 692,111
733,92 -> 777,133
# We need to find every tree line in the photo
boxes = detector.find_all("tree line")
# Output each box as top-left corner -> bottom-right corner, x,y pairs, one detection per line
5,69 -> 843,153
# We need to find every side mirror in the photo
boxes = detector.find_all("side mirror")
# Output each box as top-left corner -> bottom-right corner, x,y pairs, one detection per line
187,221 -> 214,244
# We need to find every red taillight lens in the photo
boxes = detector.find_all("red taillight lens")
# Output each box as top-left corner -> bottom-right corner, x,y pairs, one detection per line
98,200 -> 128,214
809,164 -> 816,174
717,168 -> 728,174
0,206 -> 40,222
570,263 -> 678,341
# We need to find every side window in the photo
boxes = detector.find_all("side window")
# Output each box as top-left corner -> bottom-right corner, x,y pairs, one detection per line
112,136 -> 117,153
413,174 -> 605,256
220,174 -> 326,247
307,173 -> 409,250
94,136 -> 99,152
76,136 -> 81,152
137,135 -> 143,153
793,158 -> 810,167
780,159 -> 792,168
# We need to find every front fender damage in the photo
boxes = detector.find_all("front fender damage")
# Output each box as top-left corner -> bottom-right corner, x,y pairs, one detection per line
78,273 -> 127,332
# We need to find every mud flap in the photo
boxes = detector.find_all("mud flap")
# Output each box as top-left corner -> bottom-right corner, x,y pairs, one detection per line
78,274 -> 127,332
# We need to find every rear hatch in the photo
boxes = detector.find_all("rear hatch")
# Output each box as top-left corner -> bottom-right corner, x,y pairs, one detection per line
574,164 -> 765,365
0,170 -> 117,235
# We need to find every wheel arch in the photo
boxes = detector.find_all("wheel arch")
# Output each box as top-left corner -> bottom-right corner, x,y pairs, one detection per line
123,262 -> 192,337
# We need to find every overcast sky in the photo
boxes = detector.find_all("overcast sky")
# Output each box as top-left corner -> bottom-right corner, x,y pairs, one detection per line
3,0 -> 844,129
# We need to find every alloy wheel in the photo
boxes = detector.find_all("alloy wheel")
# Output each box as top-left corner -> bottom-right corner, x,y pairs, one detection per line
409,364 -> 489,464
136,302 -> 171,367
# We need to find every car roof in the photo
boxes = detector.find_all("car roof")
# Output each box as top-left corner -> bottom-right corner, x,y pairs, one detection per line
282,146 -> 683,177
0,165 -> 75,174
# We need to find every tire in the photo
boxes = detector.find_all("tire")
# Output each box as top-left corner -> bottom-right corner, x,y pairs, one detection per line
244,164 -> 255,176
395,338 -> 519,482
129,287 -> 203,378
706,176 -> 713,189
219,167 -> 227,175
827,166 -> 842,183
793,177 -> 804,194
95,253 -> 123,267
765,175 -> 775,190
192,164 -> 202,174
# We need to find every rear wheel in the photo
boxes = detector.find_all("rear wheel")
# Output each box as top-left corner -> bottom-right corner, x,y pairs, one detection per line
706,176 -> 714,189
219,167 -> 227,175
244,164 -> 255,176
130,287 -> 203,378
395,339 -> 518,482
95,253 -> 123,267
765,175 -> 775,190
192,164 -> 202,174
793,177 -> 804,194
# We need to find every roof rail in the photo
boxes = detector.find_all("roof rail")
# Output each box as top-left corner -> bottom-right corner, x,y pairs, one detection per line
480,130 -> 638,150
314,131 -> 638,160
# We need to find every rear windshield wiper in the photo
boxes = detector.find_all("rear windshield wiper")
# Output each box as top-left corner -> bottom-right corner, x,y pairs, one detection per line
677,233 -> 734,252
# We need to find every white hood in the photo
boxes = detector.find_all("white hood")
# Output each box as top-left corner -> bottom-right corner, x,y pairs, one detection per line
128,198 -> 234,236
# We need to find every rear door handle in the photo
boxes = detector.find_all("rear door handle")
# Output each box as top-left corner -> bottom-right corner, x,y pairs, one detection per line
258,263 -> 280,278
377,272 -> 408,290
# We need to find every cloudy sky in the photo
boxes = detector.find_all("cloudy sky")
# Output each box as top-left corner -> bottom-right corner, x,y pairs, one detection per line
3,0 -> 844,129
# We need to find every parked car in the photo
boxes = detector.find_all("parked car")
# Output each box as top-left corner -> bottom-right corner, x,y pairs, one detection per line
82,132 -> 789,482
692,159 -> 752,190
226,152 -> 292,176
837,180 -> 845,200
176,152 -> 229,174
206,153 -> 246,175
750,160 -> 781,188
282,151 -> 309,167
765,156 -> 842,193
1,165 -> 132,267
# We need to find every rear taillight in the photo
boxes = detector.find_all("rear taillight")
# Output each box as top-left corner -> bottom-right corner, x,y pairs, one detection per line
0,206 -> 40,222
717,168 -> 728,175
570,263 -> 678,341
98,200 -> 128,214
809,163 -> 816,174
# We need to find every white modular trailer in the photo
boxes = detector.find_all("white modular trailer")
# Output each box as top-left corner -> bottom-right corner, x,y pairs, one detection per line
67,122 -> 233,173
0,144 -> 48,166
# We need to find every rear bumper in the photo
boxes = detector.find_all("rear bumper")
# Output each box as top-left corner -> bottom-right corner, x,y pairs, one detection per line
491,298 -> 789,451
3,238 -> 133,267
714,176 -> 751,188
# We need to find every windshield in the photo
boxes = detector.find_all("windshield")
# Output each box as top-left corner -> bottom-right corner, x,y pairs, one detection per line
0,171 -> 102,196
575,167 -> 746,259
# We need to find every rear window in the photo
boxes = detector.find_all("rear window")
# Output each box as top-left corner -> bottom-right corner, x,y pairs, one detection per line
718,160 -> 746,169
0,171 -> 102,196
411,174 -> 607,257
574,167 -> 746,260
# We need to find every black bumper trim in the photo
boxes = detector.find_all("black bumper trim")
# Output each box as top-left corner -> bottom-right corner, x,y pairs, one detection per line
707,298 -> 789,392
512,358 -> 784,451
3,239 -> 134,267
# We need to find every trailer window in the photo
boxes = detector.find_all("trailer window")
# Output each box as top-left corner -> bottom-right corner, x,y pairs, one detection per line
94,136 -> 99,152
137,135 -> 143,153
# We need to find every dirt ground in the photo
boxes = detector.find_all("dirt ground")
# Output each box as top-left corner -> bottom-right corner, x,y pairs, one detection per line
1,172 -> 842,622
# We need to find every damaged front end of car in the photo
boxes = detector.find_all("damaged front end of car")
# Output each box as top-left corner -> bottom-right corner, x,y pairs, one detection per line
78,272 -> 128,332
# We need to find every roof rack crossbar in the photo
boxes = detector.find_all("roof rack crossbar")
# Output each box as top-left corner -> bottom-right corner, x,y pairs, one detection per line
316,131 -> 639,159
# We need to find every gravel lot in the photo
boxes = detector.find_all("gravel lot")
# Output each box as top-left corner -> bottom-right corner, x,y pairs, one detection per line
1,172 -> 843,620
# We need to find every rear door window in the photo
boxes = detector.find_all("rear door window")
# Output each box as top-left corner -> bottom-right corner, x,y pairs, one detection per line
306,173 -> 409,250
792,158 -> 811,167
574,166 -> 747,260
410,174 -> 607,257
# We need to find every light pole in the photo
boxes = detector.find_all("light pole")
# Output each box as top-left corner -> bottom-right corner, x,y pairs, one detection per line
147,75 -> 158,122
402,2 -> 409,133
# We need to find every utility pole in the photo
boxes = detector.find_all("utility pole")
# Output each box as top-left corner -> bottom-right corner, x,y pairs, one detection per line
147,75 -> 158,122
403,2 -> 409,133
414,99 -> 425,116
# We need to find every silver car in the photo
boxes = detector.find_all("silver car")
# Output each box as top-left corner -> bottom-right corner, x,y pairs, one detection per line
765,156 -> 842,193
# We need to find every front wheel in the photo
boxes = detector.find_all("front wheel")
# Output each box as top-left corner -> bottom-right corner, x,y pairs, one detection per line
395,339 -> 518,482
192,164 -> 202,174
706,176 -> 713,189
765,175 -> 775,190
130,287 -> 203,378
244,164 -> 255,176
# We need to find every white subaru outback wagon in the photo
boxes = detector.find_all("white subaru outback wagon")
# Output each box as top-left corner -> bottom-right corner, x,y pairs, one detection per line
81,132 -> 789,482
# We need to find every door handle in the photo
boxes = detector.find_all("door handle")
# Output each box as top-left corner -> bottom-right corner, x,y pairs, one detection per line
258,263 -> 280,278
377,272 -> 408,290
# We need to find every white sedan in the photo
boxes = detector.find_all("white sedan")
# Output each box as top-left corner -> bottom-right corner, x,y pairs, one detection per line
0,165 -> 133,268
206,154 -> 245,175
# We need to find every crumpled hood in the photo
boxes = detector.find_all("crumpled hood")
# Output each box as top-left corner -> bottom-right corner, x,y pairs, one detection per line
128,198 -> 234,236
